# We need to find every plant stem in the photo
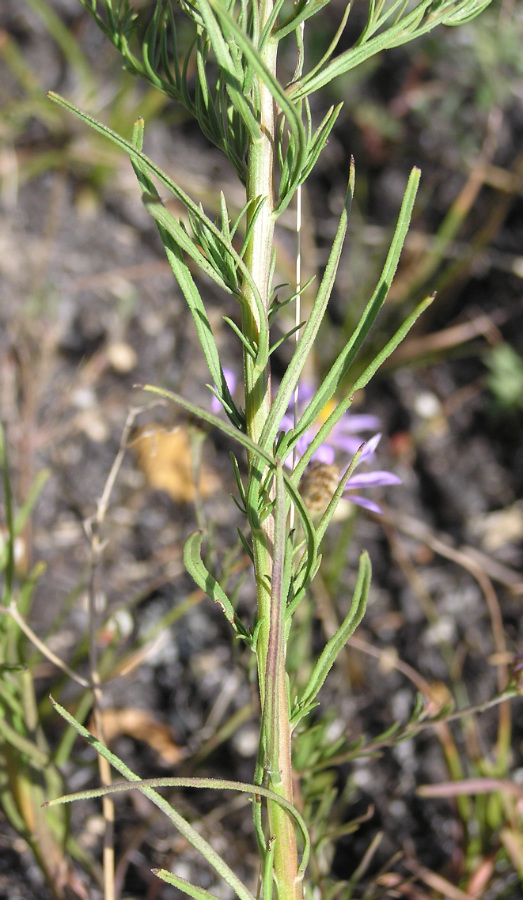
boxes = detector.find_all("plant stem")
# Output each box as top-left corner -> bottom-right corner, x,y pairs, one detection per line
242,2 -> 301,895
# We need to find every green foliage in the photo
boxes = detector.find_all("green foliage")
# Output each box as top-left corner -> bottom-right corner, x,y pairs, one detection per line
287,0 -> 493,100
5,0 -> 518,898
291,551 -> 371,726
0,425 -> 85,897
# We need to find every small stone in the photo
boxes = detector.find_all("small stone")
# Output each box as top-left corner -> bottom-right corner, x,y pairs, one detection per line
106,341 -> 138,373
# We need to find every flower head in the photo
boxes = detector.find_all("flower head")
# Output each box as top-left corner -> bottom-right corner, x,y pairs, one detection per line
282,384 -> 400,515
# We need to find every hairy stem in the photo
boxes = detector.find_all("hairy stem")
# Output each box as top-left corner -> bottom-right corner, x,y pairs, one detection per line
242,2 -> 300,896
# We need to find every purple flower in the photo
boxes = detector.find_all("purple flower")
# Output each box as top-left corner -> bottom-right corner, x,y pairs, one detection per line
211,368 -> 237,413
282,385 -> 400,515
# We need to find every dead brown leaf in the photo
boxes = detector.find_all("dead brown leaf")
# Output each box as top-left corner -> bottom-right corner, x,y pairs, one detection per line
93,707 -> 184,766
132,424 -> 220,502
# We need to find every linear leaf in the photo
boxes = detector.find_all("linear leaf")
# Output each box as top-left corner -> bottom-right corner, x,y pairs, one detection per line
144,197 -> 233,295
272,0 -> 331,40
300,103 -> 344,184
197,0 -> 261,140
49,97 -> 244,426
292,551 -> 371,724
207,0 -> 307,208
152,870 -> 219,900
47,699 -> 256,900
261,160 -> 355,453
47,93 -> 262,312
157,233 -> 242,427
184,531 -> 250,641
294,293 -> 434,484
290,0 -> 492,100
124,163 -> 227,376
45,769 -> 310,880
143,385 -> 318,592
314,445 -> 365,546
280,166 -> 421,472
223,316 -> 258,360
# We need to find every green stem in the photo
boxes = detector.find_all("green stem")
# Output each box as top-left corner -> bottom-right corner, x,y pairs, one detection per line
243,0 -> 277,686
241,3 -> 301,896
263,461 -> 300,899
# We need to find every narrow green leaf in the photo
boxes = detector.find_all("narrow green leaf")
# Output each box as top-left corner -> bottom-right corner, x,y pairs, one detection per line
238,196 -> 266,257
411,692 -> 429,722
152,870 -> 219,900
43,761 -> 311,881
314,444 -> 365,546
262,460 -> 287,788
219,192 -> 231,243
258,0 -> 287,47
143,384 -> 318,592
197,0 -> 261,140
183,531 -> 250,640
237,528 -> 254,563
268,277 -> 315,325
272,0 -> 331,40
207,0 -> 307,207
285,553 -> 322,620
301,103 -> 343,184
261,160 -> 355,453
131,115 -> 145,151
290,701 -> 319,727
188,205 -> 238,290
125,129 -> 242,428
47,93 -> 259,315
292,1 -> 353,90
223,316 -> 258,360
350,293 -> 435,394
145,197 -> 234,294
291,0 -> 492,100
283,167 -> 421,475
155,233 -> 240,425
268,321 -> 305,356
230,454 -> 247,508
47,698 -> 257,900
294,292 -> 434,484
374,720 -> 403,743
292,551 -> 371,723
